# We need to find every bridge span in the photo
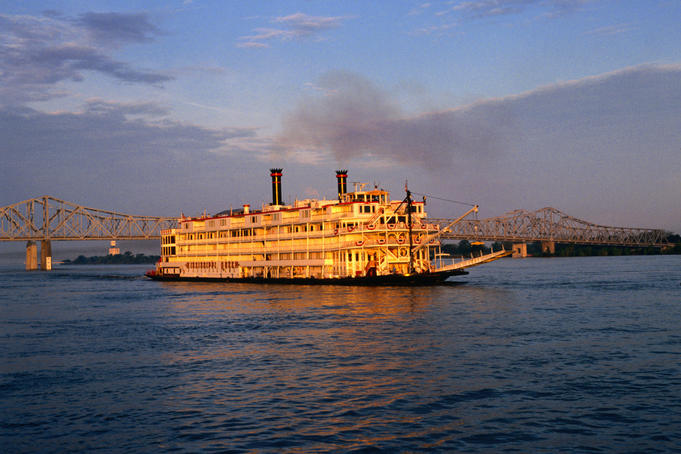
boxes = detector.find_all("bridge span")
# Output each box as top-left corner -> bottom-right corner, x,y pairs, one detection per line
430,207 -> 668,257
1,196 -> 669,269
1,196 -> 176,270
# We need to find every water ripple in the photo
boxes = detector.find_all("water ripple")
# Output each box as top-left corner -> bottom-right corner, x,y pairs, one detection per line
1,256 -> 680,452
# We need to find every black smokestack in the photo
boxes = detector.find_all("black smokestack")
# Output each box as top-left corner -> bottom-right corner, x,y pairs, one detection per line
270,168 -> 283,206
336,170 -> 348,200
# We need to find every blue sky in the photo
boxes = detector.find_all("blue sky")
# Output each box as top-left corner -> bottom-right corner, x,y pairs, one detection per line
1,0 -> 680,233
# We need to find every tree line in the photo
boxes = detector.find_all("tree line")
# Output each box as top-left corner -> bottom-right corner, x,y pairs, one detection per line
63,251 -> 160,265
441,233 -> 681,257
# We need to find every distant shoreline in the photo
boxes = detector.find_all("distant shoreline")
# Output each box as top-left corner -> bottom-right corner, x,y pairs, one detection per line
62,251 -> 160,265
442,239 -> 681,257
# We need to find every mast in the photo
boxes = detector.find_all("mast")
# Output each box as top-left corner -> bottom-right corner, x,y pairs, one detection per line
406,182 -> 414,274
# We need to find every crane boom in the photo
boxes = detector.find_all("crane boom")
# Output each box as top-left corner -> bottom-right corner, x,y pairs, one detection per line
412,205 -> 479,253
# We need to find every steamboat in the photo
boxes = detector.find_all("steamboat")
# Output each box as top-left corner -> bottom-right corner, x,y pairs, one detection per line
145,170 -> 510,285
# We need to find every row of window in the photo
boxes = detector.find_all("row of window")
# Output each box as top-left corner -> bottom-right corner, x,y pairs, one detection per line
182,216 -> 421,242
193,203 -> 420,231
183,223 -> 332,241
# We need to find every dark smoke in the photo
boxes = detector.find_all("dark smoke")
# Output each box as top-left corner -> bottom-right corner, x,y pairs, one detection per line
277,71 -> 512,168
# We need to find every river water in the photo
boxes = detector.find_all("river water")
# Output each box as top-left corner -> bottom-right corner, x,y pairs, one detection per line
1,256 -> 680,453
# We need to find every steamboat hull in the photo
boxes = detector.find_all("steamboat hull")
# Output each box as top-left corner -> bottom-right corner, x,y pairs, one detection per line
149,169 -> 507,286
145,269 -> 468,286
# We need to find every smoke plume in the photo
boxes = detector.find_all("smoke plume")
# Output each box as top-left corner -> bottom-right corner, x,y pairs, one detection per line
277,71 -> 512,168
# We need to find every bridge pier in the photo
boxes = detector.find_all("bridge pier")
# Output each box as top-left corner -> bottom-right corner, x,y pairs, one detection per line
541,241 -> 556,255
26,241 -> 38,270
512,243 -> 527,258
40,240 -> 52,271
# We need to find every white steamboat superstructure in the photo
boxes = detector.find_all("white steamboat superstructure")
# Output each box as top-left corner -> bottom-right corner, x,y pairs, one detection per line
147,170 -> 509,285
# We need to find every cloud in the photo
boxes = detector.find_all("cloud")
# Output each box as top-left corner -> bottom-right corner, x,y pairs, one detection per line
75,12 -> 162,45
584,23 -> 635,36
0,12 -> 171,106
0,99 -> 345,218
0,103 -> 231,160
408,3 -> 434,16
436,0 -> 593,19
0,102 -> 268,213
414,0 -> 594,35
2,64 -> 679,230
276,71 -> 513,168
276,64 -> 681,231
238,12 -> 349,48
449,0 -> 538,18
0,99 -> 271,171
82,99 -> 171,117
409,22 -> 458,36
273,12 -> 346,37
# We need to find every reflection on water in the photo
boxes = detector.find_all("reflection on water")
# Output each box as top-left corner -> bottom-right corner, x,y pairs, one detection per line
159,286 -> 469,451
1,257 -> 680,452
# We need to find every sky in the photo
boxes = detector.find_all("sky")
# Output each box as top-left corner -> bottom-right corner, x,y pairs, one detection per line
1,0 -> 680,235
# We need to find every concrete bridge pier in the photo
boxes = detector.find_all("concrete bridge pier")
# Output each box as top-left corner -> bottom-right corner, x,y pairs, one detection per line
512,243 -> 527,258
26,241 -> 38,270
40,240 -> 52,271
541,241 -> 556,255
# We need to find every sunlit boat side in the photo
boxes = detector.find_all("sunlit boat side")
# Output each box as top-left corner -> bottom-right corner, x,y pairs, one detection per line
145,169 -> 510,285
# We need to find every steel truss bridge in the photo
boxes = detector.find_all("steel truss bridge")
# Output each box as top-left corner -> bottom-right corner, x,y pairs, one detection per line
0,196 -> 669,269
1,196 -> 176,241
1,196 -> 176,270
430,207 -> 667,249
